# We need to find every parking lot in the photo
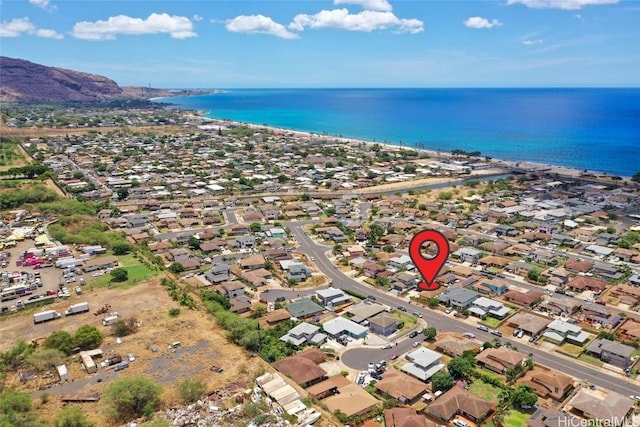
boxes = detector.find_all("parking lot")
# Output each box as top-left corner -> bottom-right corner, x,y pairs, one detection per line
1,239 -> 75,313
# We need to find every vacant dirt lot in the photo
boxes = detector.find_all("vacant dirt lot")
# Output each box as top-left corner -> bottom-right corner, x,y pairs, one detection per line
0,279 -> 269,425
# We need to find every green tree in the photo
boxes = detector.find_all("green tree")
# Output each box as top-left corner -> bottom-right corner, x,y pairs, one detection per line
177,378 -> 205,404
368,223 -> 384,244
53,405 -> 94,427
431,371 -> 454,392
423,327 -> 437,341
168,262 -> 185,274
511,384 -> 538,409
447,357 -> 474,379
116,188 -> 129,200
110,267 -> 128,282
249,222 -> 262,233
0,388 -> 44,427
112,243 -> 133,255
427,298 -> 440,308
187,236 -> 200,249
103,376 -> 163,421
44,330 -> 74,356
73,325 -> 103,351
527,268 -> 546,284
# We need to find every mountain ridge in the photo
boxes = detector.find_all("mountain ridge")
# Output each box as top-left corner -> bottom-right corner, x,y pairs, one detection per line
0,57 -> 175,103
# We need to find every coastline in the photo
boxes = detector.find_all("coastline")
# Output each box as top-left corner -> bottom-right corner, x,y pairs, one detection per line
184,113 -> 633,188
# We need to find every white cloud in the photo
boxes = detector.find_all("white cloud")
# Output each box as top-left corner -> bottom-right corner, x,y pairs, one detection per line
29,0 -> 56,10
0,17 -> 63,38
333,0 -> 393,12
71,13 -> 197,41
522,39 -> 544,45
226,15 -> 299,39
193,14 -> 203,22
289,9 -> 423,33
507,0 -> 618,10
463,17 -> 502,29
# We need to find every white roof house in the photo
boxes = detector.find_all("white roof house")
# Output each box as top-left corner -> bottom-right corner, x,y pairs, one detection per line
401,347 -> 445,382
322,317 -> 368,338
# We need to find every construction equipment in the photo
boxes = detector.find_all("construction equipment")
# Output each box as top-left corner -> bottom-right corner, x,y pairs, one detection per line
93,304 -> 111,316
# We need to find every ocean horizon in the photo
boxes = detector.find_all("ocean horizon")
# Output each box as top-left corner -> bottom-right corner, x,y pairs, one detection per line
160,88 -> 640,178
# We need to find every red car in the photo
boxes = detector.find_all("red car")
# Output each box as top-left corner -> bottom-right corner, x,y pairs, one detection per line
390,354 -> 400,360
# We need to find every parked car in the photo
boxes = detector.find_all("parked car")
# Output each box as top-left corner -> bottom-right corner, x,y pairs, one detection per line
397,306 -> 407,312
477,325 -> 489,332
490,330 -> 503,337
409,331 -> 418,338
445,307 -> 453,314
390,354 -> 399,360
462,332 -> 475,339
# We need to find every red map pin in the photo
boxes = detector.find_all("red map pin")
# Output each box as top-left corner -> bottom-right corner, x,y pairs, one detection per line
409,229 -> 450,291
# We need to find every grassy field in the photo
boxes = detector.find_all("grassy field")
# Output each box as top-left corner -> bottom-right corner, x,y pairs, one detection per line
578,353 -> 603,367
469,378 -> 503,402
474,367 -> 506,384
504,409 -> 531,427
483,317 -> 502,328
559,342 -> 585,357
87,253 -> 159,289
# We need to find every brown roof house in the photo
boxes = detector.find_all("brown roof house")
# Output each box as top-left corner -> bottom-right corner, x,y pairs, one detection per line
434,335 -> 482,358
428,386 -> 495,423
568,390 -> 635,427
519,366 -> 574,401
383,407 -> 432,427
527,407 -> 581,427
272,349 -> 327,388
374,370 -> 429,405
475,347 -> 526,374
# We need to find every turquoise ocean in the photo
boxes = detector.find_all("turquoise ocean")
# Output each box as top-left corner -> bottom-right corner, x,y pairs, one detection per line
161,88 -> 640,177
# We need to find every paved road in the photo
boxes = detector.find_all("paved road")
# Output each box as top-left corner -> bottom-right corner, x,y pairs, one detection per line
285,221 -> 640,397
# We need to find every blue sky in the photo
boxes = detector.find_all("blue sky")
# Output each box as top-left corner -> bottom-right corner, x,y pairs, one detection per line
1,0 -> 638,88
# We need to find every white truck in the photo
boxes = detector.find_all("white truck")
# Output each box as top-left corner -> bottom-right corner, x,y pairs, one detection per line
64,302 -> 90,316
34,310 -> 61,324
102,313 -> 119,326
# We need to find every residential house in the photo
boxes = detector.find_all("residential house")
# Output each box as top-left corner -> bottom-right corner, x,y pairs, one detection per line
569,390 -> 635,427
617,318 -> 640,342
315,287 -> 352,308
542,319 -> 590,345
232,235 -> 257,250
387,255 -> 414,270
368,313 -> 401,336
230,295 -> 252,314
391,271 -> 419,291
435,335 -> 482,357
538,296 -> 582,316
401,347 -> 445,382
478,255 -> 511,270
527,407 -> 580,427
323,381 -> 379,418
437,286 -> 479,310
272,350 -> 327,388
383,408 -> 430,427
220,281 -> 245,298
520,366 -> 574,400
166,248 -> 191,262
361,261 -> 387,279
469,297 -> 510,319
428,386 -> 494,423
581,304 -> 620,328
375,371 -> 429,405
238,254 -> 266,270
475,347 -> 526,374
609,284 -> 640,308
286,263 -> 312,282
502,290 -> 543,308
453,248 -> 482,264
322,316 -> 368,339
543,268 -> 571,286
565,260 -> 594,274
591,262 -> 623,282
506,261 -> 537,277
473,279 -> 509,296
530,249 -> 556,266
286,298 -> 324,320
585,338 -> 634,368
204,263 -> 231,284
507,312 -> 550,337
280,322 -> 327,347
